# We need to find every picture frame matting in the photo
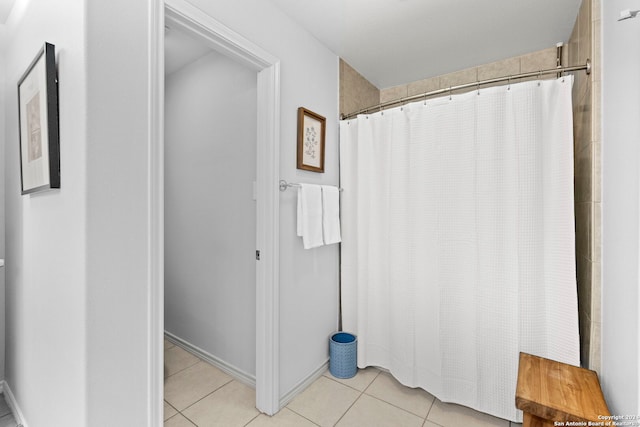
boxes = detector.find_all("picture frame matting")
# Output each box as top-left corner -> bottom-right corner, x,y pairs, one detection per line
18,42 -> 60,195
296,107 -> 326,173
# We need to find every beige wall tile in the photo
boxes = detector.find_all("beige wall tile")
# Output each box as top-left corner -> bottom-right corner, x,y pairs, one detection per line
380,85 -> 408,104
573,81 -> 592,154
575,143 -> 593,203
592,202 -> 601,262
575,202 -> 592,260
593,140 -> 601,202
578,0 -> 592,64
573,67 -> 587,98
579,311 -> 591,367
571,4 -> 585,65
476,57 -> 521,88
589,321 -> 601,374
577,252 -> 593,368
569,13 -> 580,67
577,254 -> 592,317
591,19 -> 601,83
439,67 -> 478,91
591,261 -> 602,323
562,41 -> 570,68
340,59 -> 380,117
592,0 -> 601,22
591,80 -> 601,143
407,76 -> 440,97
520,47 -> 557,73
567,0 -> 600,374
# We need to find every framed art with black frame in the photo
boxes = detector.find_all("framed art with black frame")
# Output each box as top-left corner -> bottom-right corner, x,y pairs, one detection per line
18,42 -> 60,195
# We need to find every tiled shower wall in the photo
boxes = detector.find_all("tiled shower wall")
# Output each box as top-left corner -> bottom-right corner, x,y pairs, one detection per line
339,48 -> 564,117
339,0 -> 601,372
569,0 -> 602,373
378,47 -> 564,105
339,60 -> 379,118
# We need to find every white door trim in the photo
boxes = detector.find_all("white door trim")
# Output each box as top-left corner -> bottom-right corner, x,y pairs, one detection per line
149,1 -> 165,425
149,0 -> 281,420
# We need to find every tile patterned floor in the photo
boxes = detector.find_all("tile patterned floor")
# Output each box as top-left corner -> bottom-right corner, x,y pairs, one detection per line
164,339 -> 522,427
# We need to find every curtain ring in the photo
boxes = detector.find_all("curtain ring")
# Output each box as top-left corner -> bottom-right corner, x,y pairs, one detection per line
476,82 -> 480,95
449,87 -> 452,101
508,76 -> 511,91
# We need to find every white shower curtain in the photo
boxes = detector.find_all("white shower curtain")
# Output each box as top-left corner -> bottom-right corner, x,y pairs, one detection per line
339,77 -> 580,422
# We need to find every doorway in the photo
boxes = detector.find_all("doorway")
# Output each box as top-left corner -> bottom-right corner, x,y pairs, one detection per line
152,0 -> 282,419
164,23 -> 258,382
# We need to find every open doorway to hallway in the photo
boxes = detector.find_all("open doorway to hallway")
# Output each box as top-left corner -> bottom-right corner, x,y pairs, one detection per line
152,0 -> 282,419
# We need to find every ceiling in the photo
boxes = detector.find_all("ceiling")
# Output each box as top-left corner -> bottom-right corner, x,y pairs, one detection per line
268,0 -> 582,89
0,0 -> 15,24
164,25 -> 214,76
2,0 -> 583,89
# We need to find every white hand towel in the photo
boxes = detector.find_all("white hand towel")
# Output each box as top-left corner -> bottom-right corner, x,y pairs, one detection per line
297,184 -> 324,249
322,185 -> 341,245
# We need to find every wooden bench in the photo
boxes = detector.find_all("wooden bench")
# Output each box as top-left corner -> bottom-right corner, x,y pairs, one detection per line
516,352 -> 610,427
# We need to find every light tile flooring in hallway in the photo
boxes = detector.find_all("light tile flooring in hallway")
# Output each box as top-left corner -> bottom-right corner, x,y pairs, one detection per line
164,339 -> 523,427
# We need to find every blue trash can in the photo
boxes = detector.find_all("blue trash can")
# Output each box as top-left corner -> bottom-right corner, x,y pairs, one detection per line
329,332 -> 357,379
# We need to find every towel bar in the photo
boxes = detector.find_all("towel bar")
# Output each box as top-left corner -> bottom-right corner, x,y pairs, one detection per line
279,179 -> 343,192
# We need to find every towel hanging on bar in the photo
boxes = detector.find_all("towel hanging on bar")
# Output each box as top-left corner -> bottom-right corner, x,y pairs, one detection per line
297,184 -> 324,249
294,181 -> 342,249
322,186 -> 341,245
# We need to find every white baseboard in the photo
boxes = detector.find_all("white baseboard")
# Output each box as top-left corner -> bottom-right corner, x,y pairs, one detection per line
279,359 -> 329,409
2,381 -> 27,427
164,332 -> 256,388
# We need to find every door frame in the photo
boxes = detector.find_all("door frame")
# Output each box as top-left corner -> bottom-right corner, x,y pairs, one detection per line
149,0 -> 281,422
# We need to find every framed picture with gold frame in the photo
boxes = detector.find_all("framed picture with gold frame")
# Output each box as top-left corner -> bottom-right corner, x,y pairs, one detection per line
297,107 -> 325,173
18,42 -> 60,195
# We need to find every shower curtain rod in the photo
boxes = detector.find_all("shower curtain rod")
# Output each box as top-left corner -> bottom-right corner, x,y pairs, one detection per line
341,59 -> 591,120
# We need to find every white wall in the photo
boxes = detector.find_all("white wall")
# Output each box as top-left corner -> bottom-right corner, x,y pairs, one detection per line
3,0 -> 88,425
164,51 -> 258,377
183,0 -> 340,399
6,0 -> 163,425
0,22 -> 6,384
2,0 -> 338,423
84,0 -> 157,424
601,0 -> 640,416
